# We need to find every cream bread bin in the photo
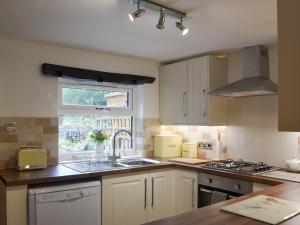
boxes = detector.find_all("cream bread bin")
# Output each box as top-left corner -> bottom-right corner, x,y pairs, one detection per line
154,135 -> 182,158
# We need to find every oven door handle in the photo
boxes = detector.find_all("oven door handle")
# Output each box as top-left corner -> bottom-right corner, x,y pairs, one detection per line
200,188 -> 212,194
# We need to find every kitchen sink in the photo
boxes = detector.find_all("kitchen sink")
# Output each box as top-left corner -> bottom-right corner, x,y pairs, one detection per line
64,161 -> 128,173
64,158 -> 160,173
118,158 -> 160,167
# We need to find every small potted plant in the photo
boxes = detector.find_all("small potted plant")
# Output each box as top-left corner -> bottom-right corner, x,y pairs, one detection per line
89,129 -> 109,153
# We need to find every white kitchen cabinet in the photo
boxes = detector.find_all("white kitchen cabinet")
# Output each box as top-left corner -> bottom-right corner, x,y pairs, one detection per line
159,61 -> 188,124
175,170 -> 198,214
102,170 -> 176,225
160,55 -> 228,125
147,170 -> 176,222
0,181 -> 27,225
102,173 -> 148,225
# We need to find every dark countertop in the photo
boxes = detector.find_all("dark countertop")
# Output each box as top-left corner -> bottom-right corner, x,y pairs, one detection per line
0,161 -> 281,187
0,162 -> 175,186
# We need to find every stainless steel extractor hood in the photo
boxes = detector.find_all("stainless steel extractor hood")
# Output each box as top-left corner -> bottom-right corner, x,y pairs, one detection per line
208,45 -> 278,97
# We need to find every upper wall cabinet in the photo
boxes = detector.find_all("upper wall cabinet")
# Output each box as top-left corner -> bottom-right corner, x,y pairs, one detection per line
160,55 -> 228,125
160,61 -> 188,124
278,0 -> 300,131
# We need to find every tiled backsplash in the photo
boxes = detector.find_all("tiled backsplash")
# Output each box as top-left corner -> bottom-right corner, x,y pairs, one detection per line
0,117 -> 58,168
143,119 -> 227,159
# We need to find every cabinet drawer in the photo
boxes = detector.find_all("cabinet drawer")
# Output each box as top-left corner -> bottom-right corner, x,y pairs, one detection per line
198,173 -> 253,194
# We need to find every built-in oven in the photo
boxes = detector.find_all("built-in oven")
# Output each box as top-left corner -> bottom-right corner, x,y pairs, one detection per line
198,173 -> 253,208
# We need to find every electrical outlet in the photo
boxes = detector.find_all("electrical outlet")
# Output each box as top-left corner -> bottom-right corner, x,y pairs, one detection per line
6,121 -> 16,133
198,142 -> 213,150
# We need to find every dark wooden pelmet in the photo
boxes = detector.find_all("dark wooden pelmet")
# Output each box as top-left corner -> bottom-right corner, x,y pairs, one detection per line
41,63 -> 155,85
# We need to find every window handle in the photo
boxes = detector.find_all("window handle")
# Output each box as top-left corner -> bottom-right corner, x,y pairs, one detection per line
96,107 -> 111,111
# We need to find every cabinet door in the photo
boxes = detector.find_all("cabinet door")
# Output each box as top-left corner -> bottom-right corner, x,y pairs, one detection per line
175,170 -> 198,215
160,61 -> 188,124
187,57 -> 209,124
147,170 -> 176,222
278,0 -> 300,131
102,174 -> 148,225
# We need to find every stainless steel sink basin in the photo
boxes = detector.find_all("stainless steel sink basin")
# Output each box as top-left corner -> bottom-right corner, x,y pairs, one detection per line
64,161 -> 127,173
118,158 -> 160,167
64,158 -> 160,173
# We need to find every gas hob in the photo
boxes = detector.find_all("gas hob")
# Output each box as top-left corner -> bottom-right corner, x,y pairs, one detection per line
202,159 -> 280,175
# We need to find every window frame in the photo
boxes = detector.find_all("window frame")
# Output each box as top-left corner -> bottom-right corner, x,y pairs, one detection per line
58,78 -> 135,116
58,78 -> 138,160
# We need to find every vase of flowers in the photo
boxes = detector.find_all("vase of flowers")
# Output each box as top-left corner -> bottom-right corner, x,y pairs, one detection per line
89,129 -> 109,154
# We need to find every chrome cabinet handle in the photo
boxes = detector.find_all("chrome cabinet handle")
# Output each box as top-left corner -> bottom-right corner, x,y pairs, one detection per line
202,89 -> 207,117
144,179 -> 147,210
192,178 -> 195,208
151,177 -> 154,209
183,91 -> 186,117
200,188 -> 212,194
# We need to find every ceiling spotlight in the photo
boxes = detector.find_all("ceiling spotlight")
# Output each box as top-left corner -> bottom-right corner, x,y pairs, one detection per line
129,1 -> 146,23
176,17 -> 189,35
156,8 -> 165,30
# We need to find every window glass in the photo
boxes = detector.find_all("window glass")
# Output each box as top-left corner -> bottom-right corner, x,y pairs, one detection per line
61,87 -> 129,108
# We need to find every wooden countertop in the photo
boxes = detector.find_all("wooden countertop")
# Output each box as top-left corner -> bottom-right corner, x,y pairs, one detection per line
0,163 -> 174,186
0,162 -> 280,187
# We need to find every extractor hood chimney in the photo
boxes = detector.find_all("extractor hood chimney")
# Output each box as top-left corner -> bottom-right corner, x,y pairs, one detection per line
208,45 -> 278,97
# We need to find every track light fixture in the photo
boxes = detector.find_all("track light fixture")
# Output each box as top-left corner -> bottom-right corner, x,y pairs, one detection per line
129,0 -> 146,23
128,0 -> 189,35
156,8 -> 165,30
176,17 -> 189,35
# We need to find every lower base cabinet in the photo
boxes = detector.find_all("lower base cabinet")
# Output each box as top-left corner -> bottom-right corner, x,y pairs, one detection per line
102,169 -> 176,225
147,170 -> 176,222
0,181 -> 27,225
102,173 -> 148,225
175,170 -> 198,214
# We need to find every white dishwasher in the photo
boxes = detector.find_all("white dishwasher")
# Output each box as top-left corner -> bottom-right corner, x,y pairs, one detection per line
28,181 -> 101,225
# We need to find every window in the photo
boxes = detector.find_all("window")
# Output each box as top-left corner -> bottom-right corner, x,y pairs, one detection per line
58,80 -> 136,162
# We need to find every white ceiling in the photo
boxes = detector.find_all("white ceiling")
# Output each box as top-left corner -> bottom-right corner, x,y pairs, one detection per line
0,0 -> 277,62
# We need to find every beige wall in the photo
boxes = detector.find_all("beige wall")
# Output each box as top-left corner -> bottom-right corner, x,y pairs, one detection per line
227,45 -> 300,166
0,36 -> 159,119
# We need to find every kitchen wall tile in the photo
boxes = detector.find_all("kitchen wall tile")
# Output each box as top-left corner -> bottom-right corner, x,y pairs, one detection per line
0,150 -> 16,161
50,118 -> 58,126
0,126 -> 6,133
25,142 -> 43,148
35,118 -> 51,126
143,119 -> 227,159
43,126 -> 58,134
0,143 -> 20,152
0,160 -> 7,169
0,117 -> 58,169
144,150 -> 154,158
0,134 -> 18,143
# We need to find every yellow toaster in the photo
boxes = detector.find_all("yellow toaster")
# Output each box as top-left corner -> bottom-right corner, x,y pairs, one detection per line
17,147 -> 48,171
